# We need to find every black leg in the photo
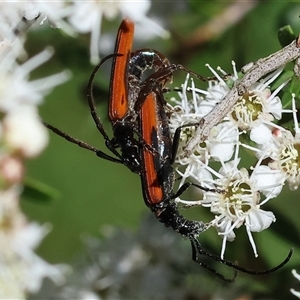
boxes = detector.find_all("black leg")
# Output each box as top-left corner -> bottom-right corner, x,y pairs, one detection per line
86,53 -> 131,162
190,237 -> 293,277
43,122 -> 122,164
190,238 -> 236,282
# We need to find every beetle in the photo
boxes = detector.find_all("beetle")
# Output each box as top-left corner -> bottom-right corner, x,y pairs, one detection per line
137,73 -> 293,281
84,18 -> 209,173
83,19 -> 172,173
45,19 -> 186,174
44,18 -> 207,174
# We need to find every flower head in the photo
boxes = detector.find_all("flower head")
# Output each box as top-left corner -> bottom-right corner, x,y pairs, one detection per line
68,1 -> 168,64
169,61 -> 293,260
205,161 -> 280,258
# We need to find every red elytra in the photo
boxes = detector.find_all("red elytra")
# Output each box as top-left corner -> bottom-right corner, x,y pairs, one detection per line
109,18 -> 134,121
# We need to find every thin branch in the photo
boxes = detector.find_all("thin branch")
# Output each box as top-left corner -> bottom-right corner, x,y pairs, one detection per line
184,35 -> 300,156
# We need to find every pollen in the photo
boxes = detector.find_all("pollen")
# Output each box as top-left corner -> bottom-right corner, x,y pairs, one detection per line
231,91 -> 264,130
279,141 -> 300,189
221,178 -> 254,216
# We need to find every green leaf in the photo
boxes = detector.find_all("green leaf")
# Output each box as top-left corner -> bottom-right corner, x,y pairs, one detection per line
278,25 -> 296,47
22,177 -> 60,203
289,76 -> 300,97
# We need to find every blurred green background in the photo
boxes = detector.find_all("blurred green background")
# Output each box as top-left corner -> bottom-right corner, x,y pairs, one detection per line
20,1 -> 300,298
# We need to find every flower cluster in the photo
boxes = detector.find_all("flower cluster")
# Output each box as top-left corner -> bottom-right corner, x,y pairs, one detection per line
169,62 -> 297,259
0,3 -> 74,299
68,1 -> 169,64
0,1 -> 168,64
0,1 -> 168,298
29,216 -> 233,300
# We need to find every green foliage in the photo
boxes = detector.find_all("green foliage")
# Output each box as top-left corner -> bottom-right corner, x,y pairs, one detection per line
278,25 -> 296,47
22,177 -> 60,203
23,2 -> 300,299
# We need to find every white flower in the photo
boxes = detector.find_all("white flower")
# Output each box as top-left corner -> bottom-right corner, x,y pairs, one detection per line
181,139 -> 283,259
0,2 -> 29,29
68,1 -> 168,64
259,96 -> 300,190
26,1 -> 74,35
168,60 -> 296,261
267,129 -> 300,190
0,6 -> 28,60
0,14 -> 72,297
0,1 -> 73,33
175,164 -> 216,207
0,187 -> 67,298
0,2 -> 73,47
169,76 -> 207,166
174,62 -> 239,118
196,63 -> 239,117
0,48 -> 70,113
0,154 -> 24,185
0,47 -> 69,158
206,122 -> 238,162
0,38 -> 15,61
203,159 -> 279,259
264,94 -> 300,190
3,106 -> 48,157
169,73 -> 239,165
11,223 -> 67,293
229,68 -> 289,145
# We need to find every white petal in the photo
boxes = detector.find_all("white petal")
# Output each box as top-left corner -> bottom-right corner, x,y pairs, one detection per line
25,257 -> 67,292
120,1 -> 150,21
247,208 -> 275,232
250,124 -> 272,144
291,289 -> 300,298
252,165 -> 284,198
218,158 -> 240,176
292,269 -> 300,281
268,96 -> 282,120
68,3 -> 104,32
210,142 -> 235,162
3,106 -> 48,157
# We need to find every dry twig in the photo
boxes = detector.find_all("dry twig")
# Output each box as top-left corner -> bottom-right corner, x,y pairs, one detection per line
184,35 -> 300,156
